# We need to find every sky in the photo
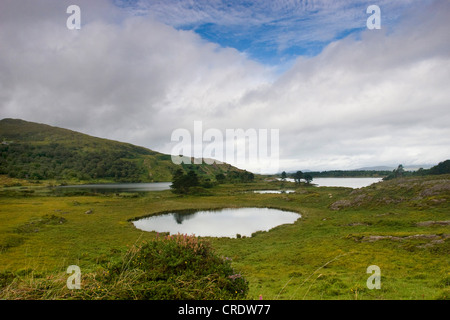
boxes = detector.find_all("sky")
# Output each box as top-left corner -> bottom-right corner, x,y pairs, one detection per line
0,0 -> 449,173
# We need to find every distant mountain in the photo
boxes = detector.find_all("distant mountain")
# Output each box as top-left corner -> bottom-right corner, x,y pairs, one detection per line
0,118 -> 243,182
356,164 -> 434,171
403,164 -> 434,171
283,169 -> 312,174
355,166 -> 395,171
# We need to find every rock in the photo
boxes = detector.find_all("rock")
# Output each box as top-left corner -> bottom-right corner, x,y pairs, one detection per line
85,209 -> 93,214
416,220 -> 450,227
347,222 -> 370,226
407,234 -> 440,240
362,235 -> 397,242
330,194 -> 372,210
330,200 -> 351,210
358,232 -> 447,249
376,212 -> 398,217
417,243 -> 434,249
420,182 -> 450,197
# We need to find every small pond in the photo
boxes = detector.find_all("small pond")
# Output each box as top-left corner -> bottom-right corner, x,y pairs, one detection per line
132,207 -> 301,238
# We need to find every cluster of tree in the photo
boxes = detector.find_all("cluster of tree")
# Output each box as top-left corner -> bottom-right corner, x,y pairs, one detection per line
383,160 -> 450,180
170,169 -> 201,194
215,170 -> 254,184
281,170 -> 313,184
428,160 -> 450,175
383,164 -> 406,180
171,168 -> 256,194
0,143 -> 146,182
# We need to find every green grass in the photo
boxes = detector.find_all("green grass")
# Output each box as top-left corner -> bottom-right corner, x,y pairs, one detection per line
0,234 -> 248,300
0,175 -> 449,299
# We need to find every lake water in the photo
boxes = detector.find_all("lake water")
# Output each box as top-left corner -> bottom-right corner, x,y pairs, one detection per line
132,207 -> 301,238
280,177 -> 382,188
254,190 -> 295,194
56,182 -> 171,194
55,177 -> 382,195
312,177 -> 382,188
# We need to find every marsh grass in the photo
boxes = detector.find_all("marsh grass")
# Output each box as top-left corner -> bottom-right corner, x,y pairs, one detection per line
0,175 -> 449,300
0,233 -> 249,300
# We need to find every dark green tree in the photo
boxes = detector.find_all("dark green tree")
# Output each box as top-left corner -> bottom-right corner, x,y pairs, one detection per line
215,173 -> 226,184
429,160 -> 450,175
304,174 -> 313,184
242,171 -> 254,182
281,171 -> 287,180
293,171 -> 303,184
172,168 -> 184,181
186,170 -> 199,186
170,169 -> 200,194
395,164 -> 405,177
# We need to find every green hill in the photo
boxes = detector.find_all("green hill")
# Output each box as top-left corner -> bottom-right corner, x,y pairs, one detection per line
383,160 -> 450,180
0,118 -> 243,183
428,160 -> 450,175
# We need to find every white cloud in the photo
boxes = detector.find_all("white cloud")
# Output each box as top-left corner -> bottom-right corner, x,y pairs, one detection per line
129,0 -> 420,58
0,0 -> 449,173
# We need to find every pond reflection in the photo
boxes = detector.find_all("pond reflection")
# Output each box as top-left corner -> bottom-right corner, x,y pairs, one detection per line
133,207 -> 301,238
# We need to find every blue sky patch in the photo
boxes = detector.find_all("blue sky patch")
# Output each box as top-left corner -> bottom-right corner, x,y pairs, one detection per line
114,0 -> 413,66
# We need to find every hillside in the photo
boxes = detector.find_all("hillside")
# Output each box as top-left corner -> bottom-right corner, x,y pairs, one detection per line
329,174 -> 450,211
382,160 -> 450,180
0,118 -> 243,183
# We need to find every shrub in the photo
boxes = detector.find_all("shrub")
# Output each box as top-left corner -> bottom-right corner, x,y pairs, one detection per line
0,271 -> 16,289
0,235 -> 25,252
14,214 -> 66,233
102,234 -> 248,299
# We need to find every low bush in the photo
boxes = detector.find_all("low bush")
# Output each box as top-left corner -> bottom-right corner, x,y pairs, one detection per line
102,234 -> 248,299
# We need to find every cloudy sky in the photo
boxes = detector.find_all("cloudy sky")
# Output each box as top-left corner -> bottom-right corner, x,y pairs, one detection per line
0,0 -> 449,173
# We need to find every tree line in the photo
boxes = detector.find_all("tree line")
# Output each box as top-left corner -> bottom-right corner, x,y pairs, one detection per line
0,142 -> 146,182
280,160 -> 450,182
170,169 -> 254,194
302,170 -> 391,178
280,171 -> 313,184
383,160 -> 450,180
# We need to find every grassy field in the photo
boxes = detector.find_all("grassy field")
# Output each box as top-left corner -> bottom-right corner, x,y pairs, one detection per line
0,175 -> 449,299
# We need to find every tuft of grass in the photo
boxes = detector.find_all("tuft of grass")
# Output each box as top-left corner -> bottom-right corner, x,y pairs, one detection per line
14,214 -> 67,234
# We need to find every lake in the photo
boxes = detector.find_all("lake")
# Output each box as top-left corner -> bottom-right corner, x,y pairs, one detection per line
132,207 -> 301,238
280,177 -> 382,188
56,182 -> 172,194
55,177 -> 382,195
312,177 -> 383,188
